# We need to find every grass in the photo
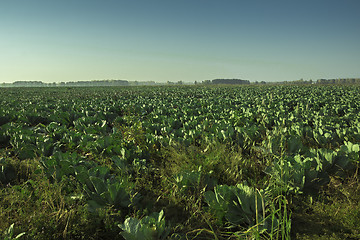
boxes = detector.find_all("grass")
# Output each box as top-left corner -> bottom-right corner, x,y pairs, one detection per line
2,141 -> 360,239
292,174 -> 360,240
0,154 -> 123,239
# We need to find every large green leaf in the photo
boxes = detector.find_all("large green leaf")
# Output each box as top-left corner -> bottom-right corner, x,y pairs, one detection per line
119,210 -> 169,240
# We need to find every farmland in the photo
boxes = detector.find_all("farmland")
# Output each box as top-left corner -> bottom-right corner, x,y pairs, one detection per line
1,85 -> 360,239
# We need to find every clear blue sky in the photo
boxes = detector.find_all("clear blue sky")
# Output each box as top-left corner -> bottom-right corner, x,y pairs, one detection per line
1,0 -> 360,83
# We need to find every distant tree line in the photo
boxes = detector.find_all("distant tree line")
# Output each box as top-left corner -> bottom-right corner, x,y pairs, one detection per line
4,80 -> 130,87
212,79 -> 250,84
13,81 -> 44,86
166,81 -> 184,85
59,80 -> 129,86
3,78 -> 360,87
274,79 -> 313,85
201,79 -> 250,85
316,78 -> 360,84
267,78 -> 360,85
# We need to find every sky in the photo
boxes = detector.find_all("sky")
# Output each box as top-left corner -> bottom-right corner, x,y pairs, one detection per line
1,0 -> 360,83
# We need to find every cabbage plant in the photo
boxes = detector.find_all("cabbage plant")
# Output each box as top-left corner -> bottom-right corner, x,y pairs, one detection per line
205,183 -> 266,227
119,210 -> 170,240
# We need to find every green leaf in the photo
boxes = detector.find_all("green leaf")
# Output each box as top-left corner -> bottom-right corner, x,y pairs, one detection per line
353,144 -> 360,152
120,218 -> 142,240
119,212 -> 168,240
87,200 -> 104,212
89,176 -> 107,195
319,128 -> 323,135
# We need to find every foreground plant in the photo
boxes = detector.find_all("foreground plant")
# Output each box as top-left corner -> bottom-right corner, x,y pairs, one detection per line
119,210 -> 170,240
204,183 -> 266,227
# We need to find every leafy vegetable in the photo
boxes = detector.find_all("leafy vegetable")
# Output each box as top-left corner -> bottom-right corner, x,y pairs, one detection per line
205,183 -> 266,227
119,210 -> 170,240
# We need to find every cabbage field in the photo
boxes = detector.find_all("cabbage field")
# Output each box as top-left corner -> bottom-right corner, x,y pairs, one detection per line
1,85 -> 360,239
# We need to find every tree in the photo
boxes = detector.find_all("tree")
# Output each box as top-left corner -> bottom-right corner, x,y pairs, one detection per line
202,80 -> 211,84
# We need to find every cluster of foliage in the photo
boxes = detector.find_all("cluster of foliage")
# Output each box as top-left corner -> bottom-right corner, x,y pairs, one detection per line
1,80 -> 160,87
0,85 -> 359,239
211,79 -> 250,85
317,78 -> 360,84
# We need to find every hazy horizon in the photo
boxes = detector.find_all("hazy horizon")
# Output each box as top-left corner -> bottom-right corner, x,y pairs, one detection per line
1,0 -> 360,83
